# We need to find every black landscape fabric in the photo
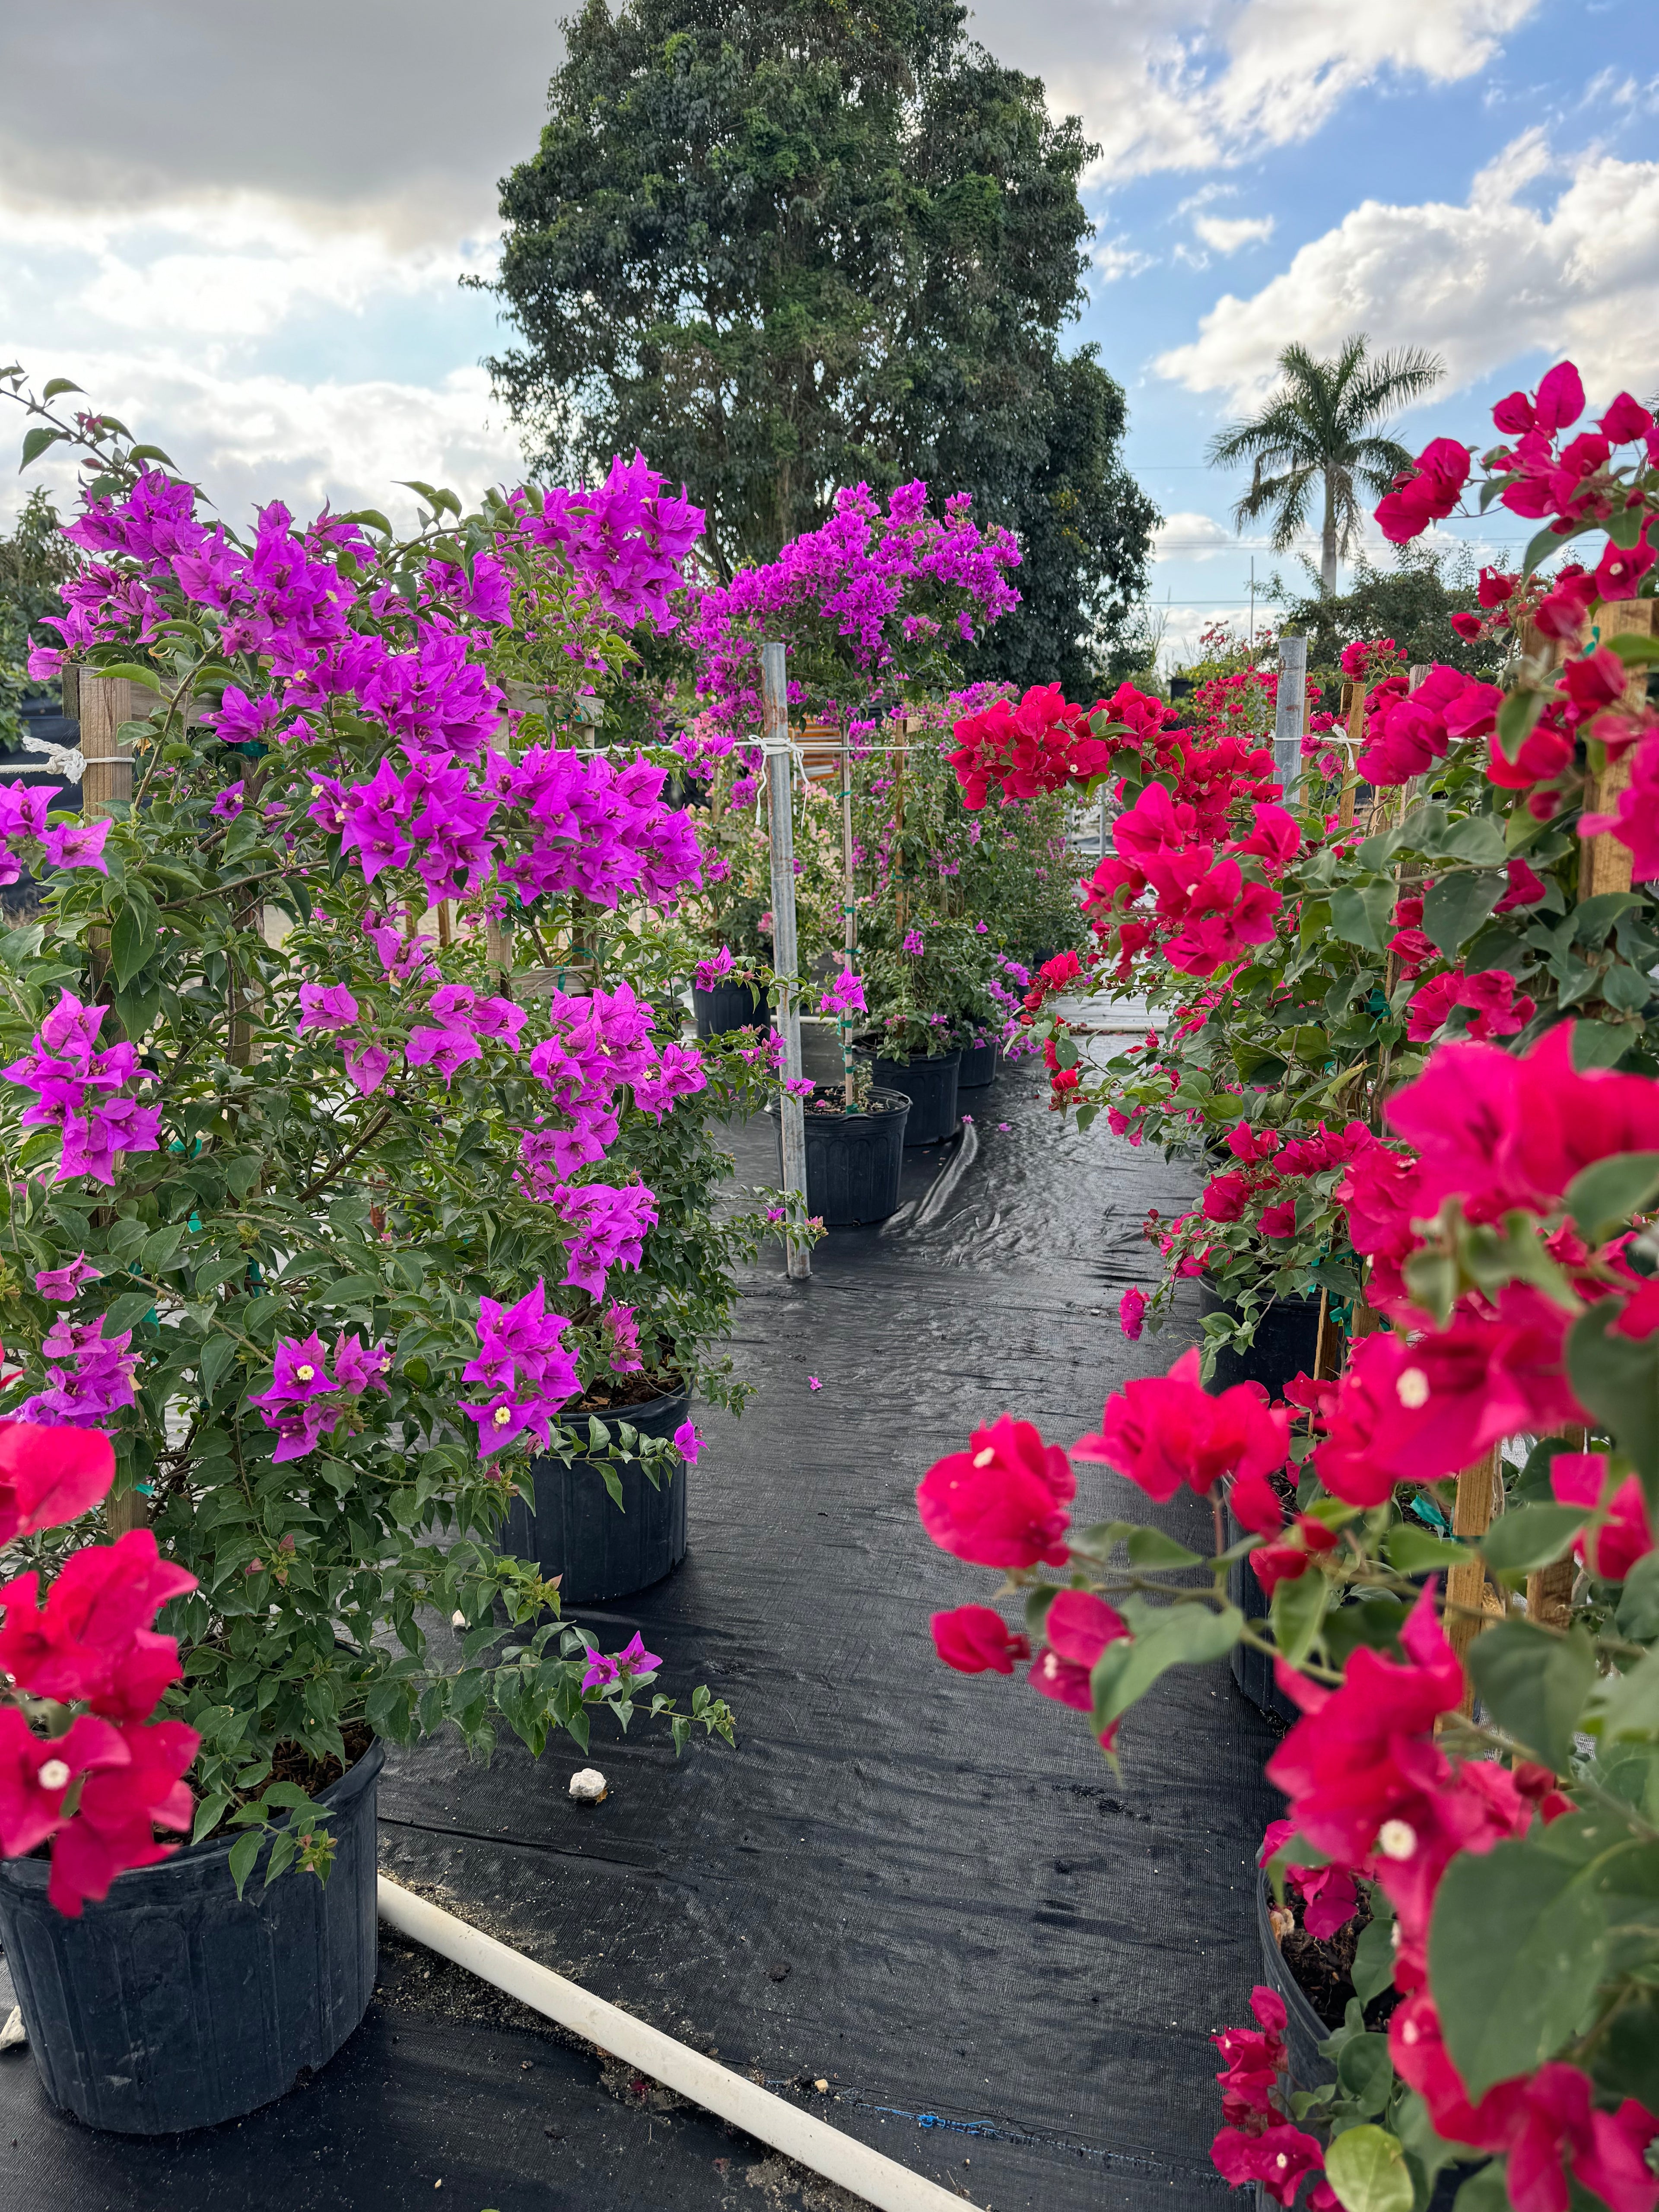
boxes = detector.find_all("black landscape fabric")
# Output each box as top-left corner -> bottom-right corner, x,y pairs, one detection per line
0,1061 -> 1282,2210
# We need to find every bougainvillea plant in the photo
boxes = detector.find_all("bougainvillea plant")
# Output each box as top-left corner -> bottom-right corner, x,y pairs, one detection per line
0,367 -> 767,1886
976,363 -> 1659,1376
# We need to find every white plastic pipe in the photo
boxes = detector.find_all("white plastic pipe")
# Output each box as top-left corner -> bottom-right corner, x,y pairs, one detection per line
377,1875 -> 979,2212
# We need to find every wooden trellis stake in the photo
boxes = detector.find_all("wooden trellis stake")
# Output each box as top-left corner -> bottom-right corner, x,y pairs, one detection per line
1446,1447 -> 1502,1712
1582,599 -> 1656,899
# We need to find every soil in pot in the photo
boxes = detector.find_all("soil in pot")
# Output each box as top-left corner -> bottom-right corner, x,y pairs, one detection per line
0,1736 -> 385,2135
784,1083 -> 912,1226
503,1378 -> 690,1604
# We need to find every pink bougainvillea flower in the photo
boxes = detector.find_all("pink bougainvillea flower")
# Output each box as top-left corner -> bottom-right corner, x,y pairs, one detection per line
1229,1466 -> 1286,1537
34,1253 -> 102,1303
41,819 -> 112,874
674,1418 -> 700,1465
1389,1993 -> 1529,2152
47,1716 -> 198,1915
296,982 -> 359,1035
808,1376 -> 822,1391
0,1705 -> 129,1861
1210,2122 -> 1330,2207
209,782 -> 245,822
1118,1286 -> 1146,1340
1074,1348 -> 1289,1502
0,1528 -> 195,1716
930,1604 -> 1031,1675
342,1041 -> 391,1096
1551,1451 -> 1654,1582
1030,1589 -> 1130,1745
1406,966 -> 1534,1045
0,1418 -> 115,1542
1259,1199 -> 1298,1239
693,945 -> 734,992
917,1413 -> 1075,1568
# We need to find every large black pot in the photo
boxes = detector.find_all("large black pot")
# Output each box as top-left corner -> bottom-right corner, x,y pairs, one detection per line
1201,1286 -> 1322,1397
0,1739 -> 383,2134
693,978 -> 768,1037
785,1087 -> 912,1226
1254,1874 -> 1463,2210
1205,1290 -> 1321,1726
957,1039 -> 997,1089
504,1386 -> 689,1603
861,1047 -> 961,1146
1226,1501 -> 1301,1728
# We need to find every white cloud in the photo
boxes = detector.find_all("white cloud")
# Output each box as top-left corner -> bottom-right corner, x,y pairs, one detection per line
2,354 -> 522,535
1151,511 -> 1237,559
967,0 -> 1540,181
1093,235 -> 1159,281
1153,133 -> 1659,406
1193,213 -> 1274,252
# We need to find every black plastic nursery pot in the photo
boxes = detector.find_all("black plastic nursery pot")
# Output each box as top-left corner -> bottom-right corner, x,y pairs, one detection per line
1254,1875 -> 1462,2211
504,1386 -> 690,1604
0,1738 -> 384,2135
692,978 -> 768,1038
860,1047 -> 961,1146
956,1038 -> 997,1089
784,1086 -> 912,1227
1205,1289 -> 1322,1726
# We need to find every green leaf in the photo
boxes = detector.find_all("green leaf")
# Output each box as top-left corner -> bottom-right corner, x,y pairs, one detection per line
226,1828 -> 262,1901
1270,1566 -> 1328,1667
1592,1645 -> 1659,1742
1386,1525 -> 1475,1575
1089,1602 -> 1243,1732
1609,632 -> 1659,667
1618,1552 -> 1659,1642
1332,884 -> 1395,956
1351,1915 -> 1397,2006
110,895 -> 159,988
138,1222 -> 187,1275
1123,1526 -> 1202,1569
1422,873 -> 1504,957
104,1289 -> 157,1332
1598,1988 -> 1659,2110
41,377 -> 83,400
199,1334 -> 240,1396
191,1792 -> 231,1845
1336,2034 -> 1395,2119
19,425 -> 66,470
1496,688 -> 1544,765
1451,2168 -> 1507,2212
1429,1838 -> 1608,2096
1479,1505 -> 1589,1575
1522,517 -> 1595,581
1438,816 -> 1509,868
1569,1301 -> 1659,1499
1564,1151 -> 1659,1244
1323,2125 -> 1412,2212
1466,1620 -> 1594,1774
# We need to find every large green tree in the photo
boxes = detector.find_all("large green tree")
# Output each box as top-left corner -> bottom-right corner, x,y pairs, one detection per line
482,0 -> 1154,692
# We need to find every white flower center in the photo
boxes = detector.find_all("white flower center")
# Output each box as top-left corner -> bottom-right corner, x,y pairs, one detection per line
296,1364 -> 315,1383
1395,1367 -> 1430,1410
493,1405 -> 513,1427
1041,1652 -> 1060,1679
37,1759 -> 70,1792
1378,1818 -> 1417,1860
973,1447 -> 995,1468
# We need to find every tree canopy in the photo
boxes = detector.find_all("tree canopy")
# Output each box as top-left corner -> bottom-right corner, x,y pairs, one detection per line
483,0 -> 1155,693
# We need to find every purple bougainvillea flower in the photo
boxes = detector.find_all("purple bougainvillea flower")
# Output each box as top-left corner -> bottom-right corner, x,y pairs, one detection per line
694,946 -> 734,992
808,1377 -> 822,1392
297,982 -> 359,1035
210,782 -> 245,821
614,1631 -> 661,1676
34,1253 -> 102,1303
674,1418 -> 700,1465
41,820 -> 111,874
342,1042 -> 391,1096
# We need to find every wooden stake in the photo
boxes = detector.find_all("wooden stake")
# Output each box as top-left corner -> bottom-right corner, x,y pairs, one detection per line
1447,1447 -> 1501,1711
1581,600 -> 1656,900
1273,636 -> 1306,803
1339,677 -> 1367,830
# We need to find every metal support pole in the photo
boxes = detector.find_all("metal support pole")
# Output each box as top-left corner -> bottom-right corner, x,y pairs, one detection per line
761,642 -> 810,1279
1273,635 -> 1306,805
840,728 -> 857,1112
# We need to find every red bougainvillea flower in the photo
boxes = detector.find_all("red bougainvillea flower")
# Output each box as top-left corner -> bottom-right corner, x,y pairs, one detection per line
1314,1290 -> 1580,1505
1118,1286 -> 1147,1341
1075,1347 -> 1290,1501
1029,1589 -> 1129,1747
1258,1820 -> 1359,1940
1493,856 -> 1547,913
1230,1467 -> 1286,1537
0,1418 -> 115,1544
1212,1983 -> 1287,2124
930,1605 -> 1031,1675
0,1527 -> 197,1722
47,1717 -> 198,1916
1406,966 -> 1535,1045
1210,2121 -> 1330,2207
1226,1120 -> 1281,1166
1158,859 -> 1283,978
1551,1452 -> 1655,1582
0,1706 -> 127,1860
1388,1024 -> 1659,1227
1259,1199 -> 1298,1239
1202,1170 -> 1252,1222
1583,725 -> 1659,882
916,1414 -> 1075,1568
1389,1993 -> 1529,2151
1376,437 -> 1471,543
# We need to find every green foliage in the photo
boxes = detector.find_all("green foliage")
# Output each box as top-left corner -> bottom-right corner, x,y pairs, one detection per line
484,0 -> 1155,691
0,487 -> 79,747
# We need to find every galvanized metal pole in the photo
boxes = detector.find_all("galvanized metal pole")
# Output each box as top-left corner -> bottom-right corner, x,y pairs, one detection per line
761,642 -> 810,1279
1273,634 -> 1306,805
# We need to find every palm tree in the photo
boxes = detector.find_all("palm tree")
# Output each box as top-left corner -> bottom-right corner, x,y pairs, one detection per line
1207,336 -> 1445,597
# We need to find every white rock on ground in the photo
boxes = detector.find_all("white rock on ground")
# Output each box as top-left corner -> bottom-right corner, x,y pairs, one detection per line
0,2006 -> 25,2052
568,1768 -> 608,1804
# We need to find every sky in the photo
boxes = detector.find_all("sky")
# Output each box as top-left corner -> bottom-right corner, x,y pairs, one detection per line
0,0 -> 1655,665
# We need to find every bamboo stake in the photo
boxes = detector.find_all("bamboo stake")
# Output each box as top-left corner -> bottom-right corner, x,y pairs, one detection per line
1447,1447 -> 1502,1713
1339,678 -> 1367,830
1581,600 -> 1656,900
